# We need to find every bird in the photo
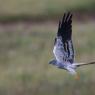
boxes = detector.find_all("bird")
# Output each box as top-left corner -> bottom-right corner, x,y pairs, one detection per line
49,12 -> 95,80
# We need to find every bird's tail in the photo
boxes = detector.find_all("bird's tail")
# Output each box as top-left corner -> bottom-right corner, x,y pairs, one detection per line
74,62 -> 95,67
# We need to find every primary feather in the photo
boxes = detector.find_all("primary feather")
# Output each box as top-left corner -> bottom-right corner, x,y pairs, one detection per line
53,12 -> 74,64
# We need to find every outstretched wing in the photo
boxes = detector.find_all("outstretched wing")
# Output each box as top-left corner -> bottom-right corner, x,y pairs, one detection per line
57,12 -> 72,42
54,12 -> 74,63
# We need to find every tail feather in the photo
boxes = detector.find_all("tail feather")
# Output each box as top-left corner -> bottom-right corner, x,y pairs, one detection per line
74,62 -> 95,67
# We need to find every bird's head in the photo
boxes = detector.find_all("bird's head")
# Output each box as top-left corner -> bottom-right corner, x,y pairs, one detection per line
49,60 -> 57,65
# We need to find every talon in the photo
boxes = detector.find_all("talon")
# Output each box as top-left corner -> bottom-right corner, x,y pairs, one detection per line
75,73 -> 80,80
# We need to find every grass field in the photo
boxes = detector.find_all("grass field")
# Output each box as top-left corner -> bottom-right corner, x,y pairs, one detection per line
0,0 -> 95,14
0,0 -> 95,95
0,20 -> 95,95
0,0 -> 95,22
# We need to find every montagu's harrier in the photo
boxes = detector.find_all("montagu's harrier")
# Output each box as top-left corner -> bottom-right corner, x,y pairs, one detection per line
49,12 -> 95,79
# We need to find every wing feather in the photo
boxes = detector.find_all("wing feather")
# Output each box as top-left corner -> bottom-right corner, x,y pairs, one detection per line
54,12 -> 74,63
57,12 -> 72,42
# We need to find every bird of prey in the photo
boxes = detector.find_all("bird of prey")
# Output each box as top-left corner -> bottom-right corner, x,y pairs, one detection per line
49,12 -> 95,79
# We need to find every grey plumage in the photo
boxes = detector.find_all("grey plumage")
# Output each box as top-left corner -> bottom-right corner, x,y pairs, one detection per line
49,12 -> 95,75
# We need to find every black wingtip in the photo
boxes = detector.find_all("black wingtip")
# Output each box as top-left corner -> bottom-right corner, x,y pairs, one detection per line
57,12 -> 73,42
62,12 -> 72,24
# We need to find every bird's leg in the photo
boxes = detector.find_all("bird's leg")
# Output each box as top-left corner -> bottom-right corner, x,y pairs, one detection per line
75,73 -> 80,80
66,66 -> 80,80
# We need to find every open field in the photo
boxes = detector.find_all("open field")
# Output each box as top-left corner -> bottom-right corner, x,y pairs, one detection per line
0,0 -> 95,15
0,20 -> 95,95
0,0 -> 95,22
0,0 -> 95,95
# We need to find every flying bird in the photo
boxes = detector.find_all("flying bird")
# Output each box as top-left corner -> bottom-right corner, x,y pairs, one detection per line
49,12 -> 95,79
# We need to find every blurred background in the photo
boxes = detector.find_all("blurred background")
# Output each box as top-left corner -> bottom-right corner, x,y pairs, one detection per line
0,0 -> 95,95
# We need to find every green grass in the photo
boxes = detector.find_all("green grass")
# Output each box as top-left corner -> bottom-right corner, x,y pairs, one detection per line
0,0 -> 94,21
0,0 -> 95,14
0,21 -> 95,95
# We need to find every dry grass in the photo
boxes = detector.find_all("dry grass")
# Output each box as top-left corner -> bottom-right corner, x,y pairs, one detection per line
0,20 -> 95,95
0,0 -> 95,16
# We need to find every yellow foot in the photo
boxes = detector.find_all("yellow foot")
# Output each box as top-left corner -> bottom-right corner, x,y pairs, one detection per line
75,74 -> 80,80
